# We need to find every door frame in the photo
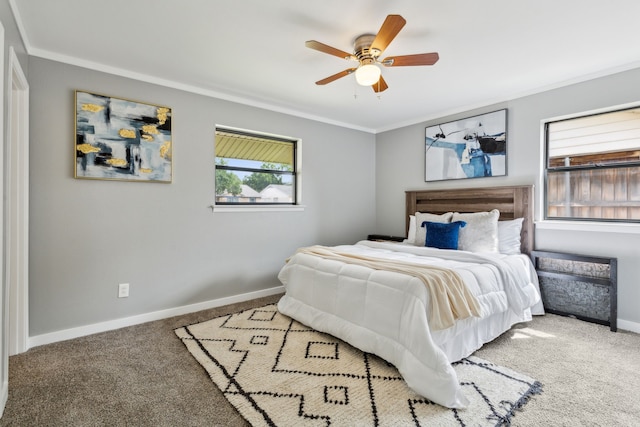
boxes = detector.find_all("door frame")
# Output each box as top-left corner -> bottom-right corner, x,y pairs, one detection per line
6,46 -> 29,356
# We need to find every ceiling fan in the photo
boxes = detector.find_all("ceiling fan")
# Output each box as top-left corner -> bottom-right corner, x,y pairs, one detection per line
306,14 -> 439,93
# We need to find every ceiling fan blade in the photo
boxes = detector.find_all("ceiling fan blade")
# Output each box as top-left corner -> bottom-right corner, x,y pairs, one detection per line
371,75 -> 389,93
305,40 -> 354,60
381,52 -> 440,67
370,15 -> 406,55
315,68 -> 357,85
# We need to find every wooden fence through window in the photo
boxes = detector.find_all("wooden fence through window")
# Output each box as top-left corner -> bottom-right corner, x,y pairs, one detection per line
547,167 -> 640,220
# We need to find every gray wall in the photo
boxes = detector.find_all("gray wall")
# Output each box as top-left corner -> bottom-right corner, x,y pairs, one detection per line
29,57 -> 376,336
375,67 -> 640,330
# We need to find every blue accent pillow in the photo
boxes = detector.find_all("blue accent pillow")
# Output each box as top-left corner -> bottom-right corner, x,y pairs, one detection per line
421,221 -> 467,250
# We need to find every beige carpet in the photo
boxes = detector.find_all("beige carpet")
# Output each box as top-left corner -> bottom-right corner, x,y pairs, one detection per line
176,304 -> 541,426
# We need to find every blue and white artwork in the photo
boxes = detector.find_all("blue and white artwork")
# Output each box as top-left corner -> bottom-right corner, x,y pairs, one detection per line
75,91 -> 172,182
425,109 -> 506,182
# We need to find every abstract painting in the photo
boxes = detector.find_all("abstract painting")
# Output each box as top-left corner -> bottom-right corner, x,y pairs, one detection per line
75,91 -> 172,182
425,109 -> 507,182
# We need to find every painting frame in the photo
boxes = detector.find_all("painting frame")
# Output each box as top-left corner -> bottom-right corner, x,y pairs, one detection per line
425,109 -> 507,182
75,90 -> 173,183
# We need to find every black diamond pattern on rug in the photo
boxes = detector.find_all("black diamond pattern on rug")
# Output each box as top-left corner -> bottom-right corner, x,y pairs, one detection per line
176,304 -> 541,426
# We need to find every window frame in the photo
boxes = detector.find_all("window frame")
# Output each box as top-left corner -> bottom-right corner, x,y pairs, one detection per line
542,103 -> 640,224
214,125 -> 303,211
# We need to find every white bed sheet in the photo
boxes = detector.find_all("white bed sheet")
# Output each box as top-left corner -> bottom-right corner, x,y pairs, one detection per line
277,240 -> 542,409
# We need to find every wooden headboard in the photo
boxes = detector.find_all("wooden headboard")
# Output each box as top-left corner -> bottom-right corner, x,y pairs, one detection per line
406,185 -> 535,254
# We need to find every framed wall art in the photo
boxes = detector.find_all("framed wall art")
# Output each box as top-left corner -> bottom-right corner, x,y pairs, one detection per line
425,109 -> 507,182
75,90 -> 172,182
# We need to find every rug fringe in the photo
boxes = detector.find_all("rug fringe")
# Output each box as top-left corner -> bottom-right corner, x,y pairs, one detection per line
488,380 -> 543,426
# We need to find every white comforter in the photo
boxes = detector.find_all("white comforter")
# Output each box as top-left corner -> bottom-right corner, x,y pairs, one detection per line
277,240 -> 543,409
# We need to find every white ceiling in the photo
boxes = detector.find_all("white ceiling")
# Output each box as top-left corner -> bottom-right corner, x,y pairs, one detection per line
10,0 -> 640,133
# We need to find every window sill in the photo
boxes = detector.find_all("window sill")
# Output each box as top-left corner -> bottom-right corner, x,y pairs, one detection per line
537,219 -> 640,234
211,204 -> 306,213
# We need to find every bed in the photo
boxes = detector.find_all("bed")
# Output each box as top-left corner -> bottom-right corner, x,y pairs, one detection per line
277,185 -> 543,409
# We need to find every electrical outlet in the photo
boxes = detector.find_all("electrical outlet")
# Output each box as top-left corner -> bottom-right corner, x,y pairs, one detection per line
118,283 -> 130,298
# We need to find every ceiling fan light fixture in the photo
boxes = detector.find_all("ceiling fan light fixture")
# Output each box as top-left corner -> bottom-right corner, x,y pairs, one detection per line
355,63 -> 381,86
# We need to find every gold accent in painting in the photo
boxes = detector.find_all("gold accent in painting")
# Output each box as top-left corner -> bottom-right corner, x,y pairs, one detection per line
76,143 -> 101,154
160,141 -> 172,159
106,158 -> 128,167
81,103 -> 105,113
142,124 -> 159,135
157,107 -> 169,125
118,129 -> 137,138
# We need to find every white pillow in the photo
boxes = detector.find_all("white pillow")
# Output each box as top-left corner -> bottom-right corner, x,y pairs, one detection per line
498,218 -> 524,255
414,212 -> 453,246
405,215 -> 417,244
452,209 -> 499,253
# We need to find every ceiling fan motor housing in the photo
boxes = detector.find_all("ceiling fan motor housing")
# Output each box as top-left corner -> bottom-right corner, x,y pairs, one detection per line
354,34 -> 380,60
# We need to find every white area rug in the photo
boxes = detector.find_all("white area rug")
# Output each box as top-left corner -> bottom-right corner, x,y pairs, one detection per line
175,304 -> 541,426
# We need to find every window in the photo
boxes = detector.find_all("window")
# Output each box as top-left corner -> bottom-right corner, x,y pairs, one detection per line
544,106 -> 640,222
215,126 -> 298,205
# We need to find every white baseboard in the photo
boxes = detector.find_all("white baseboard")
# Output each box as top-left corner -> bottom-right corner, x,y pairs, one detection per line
25,286 -> 640,350
28,286 -> 284,349
617,318 -> 640,334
